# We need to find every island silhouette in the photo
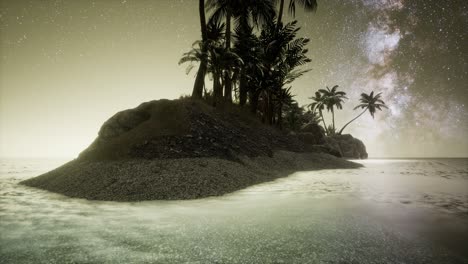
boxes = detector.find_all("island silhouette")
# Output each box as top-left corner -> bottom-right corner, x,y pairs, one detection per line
21,0 -> 387,201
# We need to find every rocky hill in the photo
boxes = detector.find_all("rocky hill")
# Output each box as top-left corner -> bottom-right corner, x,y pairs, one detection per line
21,99 -> 362,201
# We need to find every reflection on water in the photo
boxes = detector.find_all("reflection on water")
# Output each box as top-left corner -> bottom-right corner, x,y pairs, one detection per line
1,158 -> 467,263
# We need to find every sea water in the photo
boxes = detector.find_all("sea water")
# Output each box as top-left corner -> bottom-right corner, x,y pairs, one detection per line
1,158 -> 467,263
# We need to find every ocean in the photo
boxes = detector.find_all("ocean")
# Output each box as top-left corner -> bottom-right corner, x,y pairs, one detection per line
1,158 -> 467,263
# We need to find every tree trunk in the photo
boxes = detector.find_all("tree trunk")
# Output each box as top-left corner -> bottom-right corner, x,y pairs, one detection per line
224,10 -> 233,103
338,108 -> 368,135
268,94 -> 274,125
250,90 -> 260,113
331,107 -> 335,132
277,104 -> 283,129
277,0 -> 285,31
192,0 -> 208,99
319,110 -> 328,135
239,68 -> 248,105
192,62 -> 207,99
213,71 -> 223,106
238,17 -> 249,106
224,73 -> 232,102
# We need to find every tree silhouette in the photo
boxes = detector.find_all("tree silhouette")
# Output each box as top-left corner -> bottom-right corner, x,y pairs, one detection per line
232,0 -> 276,106
207,0 -> 236,102
276,0 -> 318,31
319,85 -> 347,132
180,20 -> 242,105
191,0 -> 209,99
338,91 -> 387,135
308,91 -> 328,134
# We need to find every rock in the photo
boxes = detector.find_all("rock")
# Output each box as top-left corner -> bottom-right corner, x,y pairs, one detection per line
297,132 -> 325,145
305,145 -> 342,158
326,134 -> 368,159
301,123 -> 325,134
99,108 -> 150,139
297,123 -> 326,145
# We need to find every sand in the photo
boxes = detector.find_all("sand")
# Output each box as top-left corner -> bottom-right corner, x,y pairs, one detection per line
21,151 -> 361,201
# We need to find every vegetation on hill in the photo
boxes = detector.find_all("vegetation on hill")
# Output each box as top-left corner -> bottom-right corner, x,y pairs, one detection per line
181,0 -> 314,127
78,99 -> 306,161
308,86 -> 388,135
182,0 -> 387,138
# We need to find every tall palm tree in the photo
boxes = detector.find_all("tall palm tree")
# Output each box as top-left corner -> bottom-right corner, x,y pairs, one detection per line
207,0 -> 238,102
283,101 -> 303,131
338,91 -> 387,135
319,85 -> 347,132
208,0 -> 275,105
234,27 -> 263,112
276,0 -> 318,31
308,91 -> 328,134
209,43 -> 244,106
274,87 -> 294,128
180,20 -> 242,105
192,0 -> 209,99
250,20 -> 310,123
233,0 -> 276,106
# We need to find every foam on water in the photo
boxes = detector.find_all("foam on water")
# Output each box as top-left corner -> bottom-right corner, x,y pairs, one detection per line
1,158 -> 467,263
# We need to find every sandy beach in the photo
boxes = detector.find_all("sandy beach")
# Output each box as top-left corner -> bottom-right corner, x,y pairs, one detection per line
2,158 -> 468,263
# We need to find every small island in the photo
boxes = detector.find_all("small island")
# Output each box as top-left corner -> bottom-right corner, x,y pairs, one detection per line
21,98 -> 367,201
21,0 -> 388,201
2,1 -> 467,263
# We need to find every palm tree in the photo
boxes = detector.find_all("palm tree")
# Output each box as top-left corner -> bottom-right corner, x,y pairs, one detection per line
191,0 -> 209,99
234,27 -> 263,112
180,22 -> 222,95
207,0 -> 235,102
274,87 -> 295,128
209,42 -> 244,106
249,20 -> 310,123
338,91 -> 388,135
276,0 -> 318,31
319,85 -> 347,132
303,109 -> 322,125
308,91 -> 328,134
232,0 -> 276,106
283,100 -> 303,131
180,20 -> 242,105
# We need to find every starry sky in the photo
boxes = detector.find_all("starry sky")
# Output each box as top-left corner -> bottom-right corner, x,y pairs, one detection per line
1,0 -> 467,158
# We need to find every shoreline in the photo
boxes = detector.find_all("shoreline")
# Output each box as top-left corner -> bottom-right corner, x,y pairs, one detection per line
21,151 -> 361,201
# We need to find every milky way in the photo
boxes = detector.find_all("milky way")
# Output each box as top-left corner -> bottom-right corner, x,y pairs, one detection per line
357,0 -> 468,157
294,0 -> 468,156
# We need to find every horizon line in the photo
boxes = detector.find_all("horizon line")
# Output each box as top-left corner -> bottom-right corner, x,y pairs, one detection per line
1,156 -> 467,160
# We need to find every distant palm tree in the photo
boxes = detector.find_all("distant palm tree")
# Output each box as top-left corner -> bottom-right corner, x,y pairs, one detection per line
276,0 -> 318,31
191,0 -> 209,99
338,91 -> 388,135
308,91 -> 328,134
319,85 -> 347,132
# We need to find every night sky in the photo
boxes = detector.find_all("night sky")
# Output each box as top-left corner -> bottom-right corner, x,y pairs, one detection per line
1,0 -> 467,157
